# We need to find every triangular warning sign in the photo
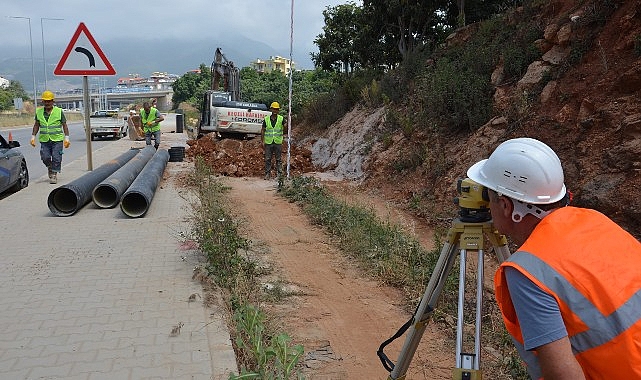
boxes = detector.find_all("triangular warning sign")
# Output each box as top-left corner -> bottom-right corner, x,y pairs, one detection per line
54,22 -> 116,76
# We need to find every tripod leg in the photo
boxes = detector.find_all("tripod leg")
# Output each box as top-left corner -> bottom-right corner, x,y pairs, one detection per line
388,241 -> 459,380
452,248 -> 485,380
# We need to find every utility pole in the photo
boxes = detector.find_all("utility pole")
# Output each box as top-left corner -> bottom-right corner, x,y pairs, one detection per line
41,17 -> 64,90
9,16 -> 36,106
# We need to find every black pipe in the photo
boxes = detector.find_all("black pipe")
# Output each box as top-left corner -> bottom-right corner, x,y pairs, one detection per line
92,146 -> 156,208
48,149 -> 139,216
120,149 -> 169,218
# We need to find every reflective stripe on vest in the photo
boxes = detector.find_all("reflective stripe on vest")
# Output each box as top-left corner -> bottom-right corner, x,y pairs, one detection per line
140,107 -> 160,132
36,106 -> 64,142
263,115 -> 283,144
495,206 -> 641,378
507,252 -> 641,353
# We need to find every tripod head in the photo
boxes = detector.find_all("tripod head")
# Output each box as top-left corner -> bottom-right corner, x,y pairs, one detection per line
454,178 -> 491,223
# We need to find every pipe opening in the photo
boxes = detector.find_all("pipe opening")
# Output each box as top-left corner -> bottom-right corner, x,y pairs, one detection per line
48,187 -> 80,216
93,185 -> 119,208
120,191 -> 150,218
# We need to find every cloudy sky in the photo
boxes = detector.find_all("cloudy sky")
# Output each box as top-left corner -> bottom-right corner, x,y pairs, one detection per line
1,0 -> 353,70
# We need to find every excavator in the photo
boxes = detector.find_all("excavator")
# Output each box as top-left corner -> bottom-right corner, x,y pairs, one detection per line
197,48 -> 270,139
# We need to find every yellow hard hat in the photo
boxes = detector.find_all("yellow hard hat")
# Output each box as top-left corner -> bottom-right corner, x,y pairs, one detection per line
270,102 -> 280,109
41,90 -> 55,101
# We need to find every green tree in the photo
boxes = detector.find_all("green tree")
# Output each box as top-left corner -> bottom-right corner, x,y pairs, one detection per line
362,0 -> 451,62
312,3 -> 363,73
171,63 -> 211,109
0,80 -> 29,111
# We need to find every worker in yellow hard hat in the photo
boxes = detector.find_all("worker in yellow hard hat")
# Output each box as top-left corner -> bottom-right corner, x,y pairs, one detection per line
31,91 -> 70,184
139,101 -> 164,149
261,101 -> 287,180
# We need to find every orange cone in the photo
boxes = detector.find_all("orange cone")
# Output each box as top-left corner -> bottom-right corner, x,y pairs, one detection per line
8,132 -> 12,141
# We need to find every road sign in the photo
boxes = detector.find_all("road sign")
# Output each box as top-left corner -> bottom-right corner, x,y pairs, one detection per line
54,22 -> 116,76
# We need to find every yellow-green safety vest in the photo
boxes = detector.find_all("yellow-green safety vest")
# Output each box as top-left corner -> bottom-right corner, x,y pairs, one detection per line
140,107 -> 161,132
36,106 -> 64,142
264,115 -> 284,144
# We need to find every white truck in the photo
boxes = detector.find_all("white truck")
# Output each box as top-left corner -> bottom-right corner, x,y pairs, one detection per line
198,91 -> 270,138
88,110 -> 127,141
197,48 -> 270,139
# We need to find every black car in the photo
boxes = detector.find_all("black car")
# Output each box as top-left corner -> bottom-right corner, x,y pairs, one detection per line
0,132 -> 28,194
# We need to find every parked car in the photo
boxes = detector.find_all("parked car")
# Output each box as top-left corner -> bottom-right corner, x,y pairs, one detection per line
0,132 -> 28,194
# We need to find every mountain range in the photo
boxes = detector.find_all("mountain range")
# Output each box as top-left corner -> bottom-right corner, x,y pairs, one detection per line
0,35 -> 311,94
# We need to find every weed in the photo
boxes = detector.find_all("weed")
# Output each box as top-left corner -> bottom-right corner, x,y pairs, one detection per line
361,79 -> 384,107
230,304 -> 304,380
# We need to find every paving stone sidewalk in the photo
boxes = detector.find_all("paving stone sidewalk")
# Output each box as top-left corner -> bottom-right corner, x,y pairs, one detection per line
0,124 -> 237,380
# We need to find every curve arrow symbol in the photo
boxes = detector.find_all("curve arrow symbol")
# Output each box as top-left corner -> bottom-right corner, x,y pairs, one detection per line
74,47 -> 96,67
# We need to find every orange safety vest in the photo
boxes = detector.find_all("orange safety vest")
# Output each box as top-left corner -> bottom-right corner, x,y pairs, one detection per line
495,206 -> 641,379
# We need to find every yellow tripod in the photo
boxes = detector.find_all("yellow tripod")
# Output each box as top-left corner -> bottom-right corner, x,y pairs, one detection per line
378,180 -> 510,379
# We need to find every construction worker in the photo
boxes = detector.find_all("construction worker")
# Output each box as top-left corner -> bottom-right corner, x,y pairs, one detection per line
139,101 -> 164,149
466,137 -> 641,379
261,101 -> 287,180
30,90 -> 70,184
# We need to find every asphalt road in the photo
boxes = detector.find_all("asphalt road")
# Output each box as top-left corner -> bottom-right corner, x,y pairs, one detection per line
5,121 -> 124,181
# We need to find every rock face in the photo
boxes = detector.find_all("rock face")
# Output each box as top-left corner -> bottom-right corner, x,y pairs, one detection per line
311,107 -> 386,180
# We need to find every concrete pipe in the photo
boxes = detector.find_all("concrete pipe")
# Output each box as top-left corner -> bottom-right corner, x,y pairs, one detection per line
120,149 -> 169,218
48,149 -> 139,216
92,146 -> 156,208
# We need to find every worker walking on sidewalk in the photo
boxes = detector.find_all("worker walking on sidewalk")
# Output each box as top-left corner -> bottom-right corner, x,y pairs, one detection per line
466,137 -> 641,379
140,101 -> 164,149
30,90 -> 70,184
261,101 -> 287,180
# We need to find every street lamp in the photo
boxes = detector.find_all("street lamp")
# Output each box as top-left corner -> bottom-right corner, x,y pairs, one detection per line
8,16 -> 37,107
41,17 -> 64,91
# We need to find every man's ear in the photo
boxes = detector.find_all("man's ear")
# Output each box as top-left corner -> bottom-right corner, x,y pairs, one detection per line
498,196 -> 514,219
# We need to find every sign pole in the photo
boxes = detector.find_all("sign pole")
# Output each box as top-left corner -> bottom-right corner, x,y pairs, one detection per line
82,75 -> 93,170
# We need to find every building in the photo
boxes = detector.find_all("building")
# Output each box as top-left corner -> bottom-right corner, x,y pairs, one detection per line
0,76 -> 10,89
249,56 -> 295,75
116,72 -> 178,91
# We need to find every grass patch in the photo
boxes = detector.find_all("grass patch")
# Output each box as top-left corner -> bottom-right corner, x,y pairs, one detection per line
0,110 -> 84,128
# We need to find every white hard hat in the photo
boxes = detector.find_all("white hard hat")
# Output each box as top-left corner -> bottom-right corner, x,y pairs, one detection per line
467,138 -> 566,204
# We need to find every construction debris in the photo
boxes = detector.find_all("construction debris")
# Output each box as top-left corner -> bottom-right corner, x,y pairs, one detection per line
185,134 -> 316,177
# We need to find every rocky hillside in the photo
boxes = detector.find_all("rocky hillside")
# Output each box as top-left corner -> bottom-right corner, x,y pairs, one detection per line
308,0 -> 641,239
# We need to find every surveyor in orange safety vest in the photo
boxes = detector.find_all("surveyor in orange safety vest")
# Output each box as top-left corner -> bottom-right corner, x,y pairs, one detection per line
466,137 -> 641,379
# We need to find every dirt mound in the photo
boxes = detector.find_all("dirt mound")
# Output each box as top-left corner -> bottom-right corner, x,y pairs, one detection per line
186,133 -> 316,177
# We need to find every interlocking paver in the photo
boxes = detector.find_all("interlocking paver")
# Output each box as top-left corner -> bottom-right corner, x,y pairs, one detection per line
0,121 -> 236,379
